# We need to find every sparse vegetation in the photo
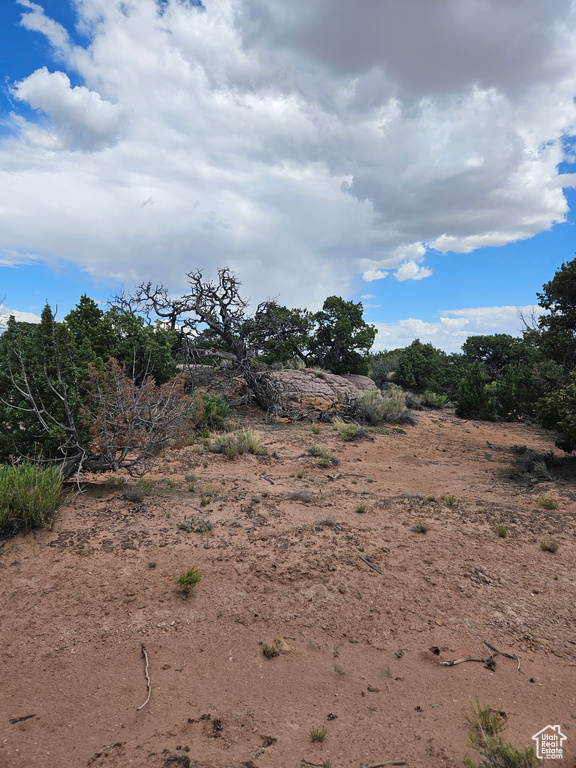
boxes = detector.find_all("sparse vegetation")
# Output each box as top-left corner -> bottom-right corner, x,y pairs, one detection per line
441,493 -> 458,508
332,417 -> 366,441
509,446 -> 555,482
0,462 -> 63,535
178,517 -> 213,533
540,539 -> 559,553
196,393 -> 232,432
355,502 -> 367,514
308,445 -> 338,467
464,735 -> 540,768
494,521 -> 508,538
353,385 -> 415,426
538,496 -> 558,510
209,430 -> 267,458
465,701 -> 508,739
103,476 -> 127,489
309,726 -> 328,743
311,424 -> 321,435
412,518 -> 428,533
174,566 -> 202,595
262,643 -> 280,659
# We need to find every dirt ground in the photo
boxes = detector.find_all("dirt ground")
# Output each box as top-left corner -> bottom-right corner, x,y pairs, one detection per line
1,408 -> 576,768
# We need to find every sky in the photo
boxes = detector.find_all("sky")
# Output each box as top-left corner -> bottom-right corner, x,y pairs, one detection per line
1,0 -> 576,352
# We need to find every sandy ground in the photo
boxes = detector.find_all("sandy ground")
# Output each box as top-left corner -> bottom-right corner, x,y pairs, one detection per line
1,409 -> 576,768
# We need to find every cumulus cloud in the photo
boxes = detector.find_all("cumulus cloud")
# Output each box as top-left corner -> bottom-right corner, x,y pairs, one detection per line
12,68 -> 124,150
0,0 -> 575,305
373,305 -> 544,353
0,304 -> 41,327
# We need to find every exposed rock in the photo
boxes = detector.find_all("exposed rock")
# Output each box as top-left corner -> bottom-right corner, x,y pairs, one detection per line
181,365 -> 377,417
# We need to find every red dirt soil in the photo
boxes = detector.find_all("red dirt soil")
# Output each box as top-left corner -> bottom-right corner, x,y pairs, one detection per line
1,409 -> 575,768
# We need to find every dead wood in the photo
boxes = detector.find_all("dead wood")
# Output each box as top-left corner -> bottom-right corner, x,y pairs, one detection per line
358,555 -> 383,575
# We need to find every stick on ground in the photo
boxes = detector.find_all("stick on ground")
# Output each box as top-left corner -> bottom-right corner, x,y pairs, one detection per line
137,644 -> 151,711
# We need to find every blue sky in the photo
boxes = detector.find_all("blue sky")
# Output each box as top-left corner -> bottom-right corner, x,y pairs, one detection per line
1,0 -> 576,351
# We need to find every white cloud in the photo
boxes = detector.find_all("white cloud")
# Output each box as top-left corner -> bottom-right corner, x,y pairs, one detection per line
0,305 -> 41,327
360,294 -> 375,300
373,304 -> 543,353
12,68 -> 124,150
0,0 -> 575,304
393,260 -> 433,282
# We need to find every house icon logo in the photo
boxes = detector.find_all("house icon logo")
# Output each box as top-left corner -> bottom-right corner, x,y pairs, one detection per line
532,724 -> 567,760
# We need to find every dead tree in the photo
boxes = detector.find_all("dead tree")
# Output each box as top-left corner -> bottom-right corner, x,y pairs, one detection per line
113,268 -> 288,413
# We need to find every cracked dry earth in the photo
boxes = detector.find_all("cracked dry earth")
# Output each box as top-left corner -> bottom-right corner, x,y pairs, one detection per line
1,409 -> 576,768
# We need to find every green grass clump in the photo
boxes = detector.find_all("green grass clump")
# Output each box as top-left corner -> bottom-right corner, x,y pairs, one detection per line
262,643 -> 280,659
309,726 -> 328,743
538,496 -> 558,510
197,393 -> 232,431
540,539 -> 559,553
441,493 -> 458,508
465,701 -> 508,740
177,517 -> 213,533
174,566 -> 202,595
464,735 -> 540,768
332,417 -> 366,441
353,385 -> 415,426
308,445 -> 338,467
494,521 -> 508,538
0,462 -> 63,535
355,502 -> 367,514
103,476 -> 127,489
311,424 -> 321,435
423,390 -> 448,409
209,430 -> 267,458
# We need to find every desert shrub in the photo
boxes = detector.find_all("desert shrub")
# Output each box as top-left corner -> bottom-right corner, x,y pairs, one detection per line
178,517 -> 213,533
103,476 -> 127,489
404,390 -> 425,410
311,424 -> 321,435
423,390 -> 448,409
196,393 -> 232,432
309,726 -> 328,743
124,478 -> 156,502
441,493 -> 458,508
288,490 -> 314,503
0,462 -> 63,535
332,417 -> 367,441
509,446 -> 555,481
494,521 -> 508,538
209,430 -> 267,458
465,701 -> 508,740
174,566 -> 202,595
355,502 -> 367,513
369,349 -> 400,388
262,643 -> 280,659
464,734 -> 540,768
314,515 -> 337,529
412,519 -> 429,533
354,386 -> 415,426
307,445 -> 338,466
540,539 -> 559,553
538,496 -> 558,510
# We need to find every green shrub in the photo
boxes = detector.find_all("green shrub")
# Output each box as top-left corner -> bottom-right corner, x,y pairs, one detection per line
456,362 -> 496,420
354,386 -> 415,426
309,726 -> 328,743
178,517 -> 213,533
412,519 -> 428,533
262,643 -> 280,659
197,393 -> 232,431
355,502 -> 367,514
465,701 -> 508,740
538,496 -> 558,510
332,417 -> 366,441
423,390 -> 448,409
209,430 -> 267,458
0,462 -> 63,534
494,521 -> 508,538
464,734 -> 540,768
308,445 -> 338,466
174,566 -> 202,595
540,539 -> 559,553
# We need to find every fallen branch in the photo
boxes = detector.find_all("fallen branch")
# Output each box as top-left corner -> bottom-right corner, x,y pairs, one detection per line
464,619 -> 521,671
301,760 -> 325,767
9,714 -> 36,724
259,473 -> 275,485
137,644 -> 151,711
328,472 -> 366,481
359,555 -> 383,575
362,762 -> 407,767
442,655 -> 495,668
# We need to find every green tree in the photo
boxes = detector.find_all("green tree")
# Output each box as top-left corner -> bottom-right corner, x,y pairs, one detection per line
455,361 -> 496,420
310,296 -> 376,375
537,255 -> 576,371
538,370 -> 576,452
